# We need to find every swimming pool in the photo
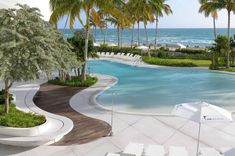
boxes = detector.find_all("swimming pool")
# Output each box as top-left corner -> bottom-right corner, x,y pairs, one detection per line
88,60 -> 235,114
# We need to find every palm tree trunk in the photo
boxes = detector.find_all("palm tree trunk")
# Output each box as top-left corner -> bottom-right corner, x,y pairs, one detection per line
121,29 -> 123,48
4,79 -> 10,113
212,17 -> 217,69
144,23 -> 149,47
131,23 -> 134,48
117,25 -> 120,47
104,18 -> 107,44
213,17 -> 217,39
83,8 -> 90,81
64,15 -> 69,32
138,21 -> 140,46
94,26 -> 97,43
154,18 -> 159,49
226,10 -> 231,68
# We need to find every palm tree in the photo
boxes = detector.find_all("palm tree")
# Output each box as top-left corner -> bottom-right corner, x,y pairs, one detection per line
200,0 -> 235,68
106,2 -> 131,47
126,1 -> 137,48
90,12 -> 106,43
129,0 -> 154,47
49,0 -> 124,80
150,0 -> 172,49
199,0 -> 218,39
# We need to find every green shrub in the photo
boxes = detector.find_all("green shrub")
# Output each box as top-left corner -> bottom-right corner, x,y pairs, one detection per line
0,104 -> 46,128
96,46 -> 142,55
48,75 -> 98,87
163,53 -> 211,60
0,90 -> 13,105
175,48 -> 208,54
142,56 -> 210,67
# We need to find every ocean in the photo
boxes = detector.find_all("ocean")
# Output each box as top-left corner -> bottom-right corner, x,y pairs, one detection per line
60,28 -> 235,48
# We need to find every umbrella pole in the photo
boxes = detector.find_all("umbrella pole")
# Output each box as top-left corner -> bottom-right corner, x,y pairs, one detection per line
196,122 -> 202,156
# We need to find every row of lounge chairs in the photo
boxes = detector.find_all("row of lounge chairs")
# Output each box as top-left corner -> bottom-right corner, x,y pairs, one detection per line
97,52 -> 142,64
106,142 -> 222,156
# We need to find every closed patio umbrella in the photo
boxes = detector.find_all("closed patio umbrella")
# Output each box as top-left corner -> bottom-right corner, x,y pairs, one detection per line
224,148 -> 235,156
137,45 -> 149,50
172,101 -> 233,156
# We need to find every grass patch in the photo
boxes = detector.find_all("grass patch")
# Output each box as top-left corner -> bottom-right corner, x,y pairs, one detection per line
48,75 -> 98,87
0,104 -> 46,128
142,56 -> 211,67
218,68 -> 235,72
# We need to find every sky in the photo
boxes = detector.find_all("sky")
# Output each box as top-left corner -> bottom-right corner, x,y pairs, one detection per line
1,0 -> 235,29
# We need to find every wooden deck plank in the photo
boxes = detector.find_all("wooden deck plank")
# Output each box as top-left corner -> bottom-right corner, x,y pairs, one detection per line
33,83 -> 111,145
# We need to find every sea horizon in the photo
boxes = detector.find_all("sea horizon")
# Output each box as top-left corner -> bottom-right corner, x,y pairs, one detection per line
60,28 -> 235,48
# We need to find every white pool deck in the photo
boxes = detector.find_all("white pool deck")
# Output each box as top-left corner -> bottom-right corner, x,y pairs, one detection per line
1,58 -> 235,155
0,74 -> 234,156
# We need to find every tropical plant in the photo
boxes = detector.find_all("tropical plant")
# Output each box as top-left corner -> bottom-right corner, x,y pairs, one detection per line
126,1 -> 138,48
129,0 -> 154,47
210,35 -> 229,69
199,0 -> 218,39
67,30 -> 97,76
199,0 -> 235,68
0,4 -> 78,113
90,11 -> 106,43
50,0 -> 125,81
150,0 -> 172,49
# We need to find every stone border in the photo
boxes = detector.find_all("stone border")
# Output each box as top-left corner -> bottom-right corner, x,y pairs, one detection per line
0,119 -> 49,137
70,74 -> 171,116
0,81 -> 74,147
81,58 -> 235,115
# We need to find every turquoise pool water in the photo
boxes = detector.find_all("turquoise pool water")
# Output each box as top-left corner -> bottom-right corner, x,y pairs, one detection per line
88,60 -> 235,113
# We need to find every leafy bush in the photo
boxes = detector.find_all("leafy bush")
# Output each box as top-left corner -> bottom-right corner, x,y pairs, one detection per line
96,46 -> 142,55
175,48 -> 208,54
0,104 -> 46,128
0,90 -> 13,105
142,56 -> 210,67
48,75 -> 98,87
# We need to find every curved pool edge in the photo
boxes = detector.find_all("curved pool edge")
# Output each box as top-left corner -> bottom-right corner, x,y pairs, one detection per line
69,73 -> 173,117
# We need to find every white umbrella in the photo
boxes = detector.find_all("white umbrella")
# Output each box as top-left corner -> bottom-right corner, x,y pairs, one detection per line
108,43 -> 117,47
176,43 -> 186,49
172,102 -> 233,156
224,148 -> 235,156
137,45 -> 149,50
93,43 -> 100,47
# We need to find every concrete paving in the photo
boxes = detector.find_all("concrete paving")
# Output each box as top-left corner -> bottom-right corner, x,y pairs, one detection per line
0,68 -> 235,155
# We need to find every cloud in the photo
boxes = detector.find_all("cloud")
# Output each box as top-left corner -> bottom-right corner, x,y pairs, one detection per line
0,0 -> 51,21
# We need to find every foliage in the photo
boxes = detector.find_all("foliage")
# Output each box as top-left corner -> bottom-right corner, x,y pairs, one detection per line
218,67 -> 235,72
67,30 -> 97,61
210,35 -> 229,69
0,4 -> 79,113
151,52 -> 211,60
48,75 -> 98,87
0,4 -> 78,82
96,46 -> 142,55
0,104 -> 46,128
142,56 -> 210,67
0,90 -> 13,104
175,48 -> 208,54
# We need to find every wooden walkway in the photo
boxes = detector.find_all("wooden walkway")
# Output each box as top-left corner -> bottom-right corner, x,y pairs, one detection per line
33,83 -> 111,145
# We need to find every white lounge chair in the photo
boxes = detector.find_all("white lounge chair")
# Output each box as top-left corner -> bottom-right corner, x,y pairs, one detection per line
105,52 -> 110,56
106,153 -> 120,156
200,148 -> 222,156
144,144 -> 165,156
169,146 -> 188,156
121,142 -> 144,156
126,53 -> 131,57
110,52 -> 114,57
101,52 -> 105,56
